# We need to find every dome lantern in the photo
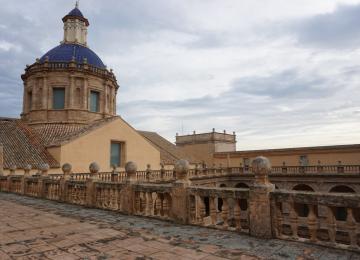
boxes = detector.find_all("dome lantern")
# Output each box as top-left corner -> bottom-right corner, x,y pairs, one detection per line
62,1 -> 89,46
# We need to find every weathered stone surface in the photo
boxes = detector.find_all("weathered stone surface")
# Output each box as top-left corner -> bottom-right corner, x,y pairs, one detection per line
249,156 -> 275,239
0,192 -> 357,260
89,162 -> 100,174
174,159 -> 190,180
61,163 -> 72,174
125,161 -> 137,182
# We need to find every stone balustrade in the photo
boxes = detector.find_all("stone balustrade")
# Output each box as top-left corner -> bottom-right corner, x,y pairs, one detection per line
188,186 -> 249,233
1,158 -> 360,253
271,190 -> 360,251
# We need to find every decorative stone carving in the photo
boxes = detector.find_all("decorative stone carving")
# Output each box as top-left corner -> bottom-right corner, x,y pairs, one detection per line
252,156 -> 271,185
24,164 -> 32,176
89,162 -> 100,180
62,163 -> 72,180
174,159 -> 190,180
125,161 -> 137,182
89,162 -> 100,173
39,163 -> 49,176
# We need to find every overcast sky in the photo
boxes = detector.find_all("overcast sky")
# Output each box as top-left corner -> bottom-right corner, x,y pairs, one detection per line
1,0 -> 360,150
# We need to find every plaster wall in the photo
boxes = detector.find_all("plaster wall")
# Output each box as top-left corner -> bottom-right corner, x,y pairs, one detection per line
55,118 -> 161,172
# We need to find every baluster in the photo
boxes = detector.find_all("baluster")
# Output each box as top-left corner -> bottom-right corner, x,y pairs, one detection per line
163,195 -> 169,218
307,205 -> 317,242
145,192 -> 152,216
210,197 -> 217,225
189,196 -> 196,223
196,195 -> 205,224
289,201 -> 298,238
346,208 -> 357,248
221,198 -> 229,229
234,200 -> 241,231
139,192 -> 145,214
155,194 -> 162,216
276,202 -> 284,238
109,188 -> 114,209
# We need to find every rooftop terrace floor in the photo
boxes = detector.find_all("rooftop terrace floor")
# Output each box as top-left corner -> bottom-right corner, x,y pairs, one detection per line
0,193 -> 359,260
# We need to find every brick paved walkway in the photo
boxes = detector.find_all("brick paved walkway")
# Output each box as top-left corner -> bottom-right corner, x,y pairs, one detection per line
0,193 -> 359,259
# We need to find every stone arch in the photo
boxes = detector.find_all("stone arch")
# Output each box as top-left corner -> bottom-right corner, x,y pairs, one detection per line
292,184 -> 315,192
329,185 -> 355,221
235,183 -> 249,189
329,185 -> 355,193
292,184 -> 315,218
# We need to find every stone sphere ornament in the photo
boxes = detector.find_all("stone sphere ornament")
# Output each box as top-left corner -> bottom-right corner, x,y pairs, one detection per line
62,163 -> 72,174
89,162 -> 100,174
39,163 -> 49,171
251,156 -> 271,184
174,159 -> 190,180
125,161 -> 137,174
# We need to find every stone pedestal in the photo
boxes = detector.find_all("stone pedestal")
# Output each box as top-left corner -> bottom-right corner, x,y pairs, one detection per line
249,156 -> 275,239
171,160 -> 190,223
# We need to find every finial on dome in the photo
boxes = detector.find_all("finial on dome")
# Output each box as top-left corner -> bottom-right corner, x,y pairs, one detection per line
75,0 -> 79,8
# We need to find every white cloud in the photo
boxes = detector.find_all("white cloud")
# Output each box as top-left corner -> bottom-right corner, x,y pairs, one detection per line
0,0 -> 360,150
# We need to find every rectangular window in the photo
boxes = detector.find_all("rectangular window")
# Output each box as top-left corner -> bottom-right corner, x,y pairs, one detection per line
110,142 -> 124,167
90,90 -> 100,112
53,88 -> 65,109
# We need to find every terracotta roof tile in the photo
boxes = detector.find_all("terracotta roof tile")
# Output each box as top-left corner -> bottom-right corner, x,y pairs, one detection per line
33,116 -> 118,147
0,119 -> 59,169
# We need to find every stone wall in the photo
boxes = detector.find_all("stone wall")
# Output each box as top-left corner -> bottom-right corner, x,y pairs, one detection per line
1,157 -> 360,252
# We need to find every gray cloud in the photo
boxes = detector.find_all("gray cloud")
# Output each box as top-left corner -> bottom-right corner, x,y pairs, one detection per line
291,4 -> 360,49
230,70 -> 337,99
0,1 -> 360,149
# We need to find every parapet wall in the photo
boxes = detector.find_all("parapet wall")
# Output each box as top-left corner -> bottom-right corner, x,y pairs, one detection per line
1,158 -> 360,253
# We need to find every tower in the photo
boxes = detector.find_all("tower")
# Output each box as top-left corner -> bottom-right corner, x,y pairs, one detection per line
21,3 -> 119,126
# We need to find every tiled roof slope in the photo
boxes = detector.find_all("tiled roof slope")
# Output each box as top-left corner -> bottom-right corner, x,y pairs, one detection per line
138,131 -> 201,164
33,116 -> 119,147
0,118 -> 59,169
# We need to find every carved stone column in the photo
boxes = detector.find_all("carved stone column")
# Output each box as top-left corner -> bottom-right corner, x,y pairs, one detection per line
249,156 -> 275,239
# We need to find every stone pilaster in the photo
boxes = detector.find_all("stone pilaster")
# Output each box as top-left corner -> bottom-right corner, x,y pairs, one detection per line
42,75 -> 48,109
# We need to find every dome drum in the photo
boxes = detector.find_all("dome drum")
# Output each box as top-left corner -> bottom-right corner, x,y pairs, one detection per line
21,60 -> 118,125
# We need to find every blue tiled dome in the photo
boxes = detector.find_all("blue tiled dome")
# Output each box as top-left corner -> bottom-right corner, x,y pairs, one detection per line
40,44 -> 105,69
67,7 -> 84,18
